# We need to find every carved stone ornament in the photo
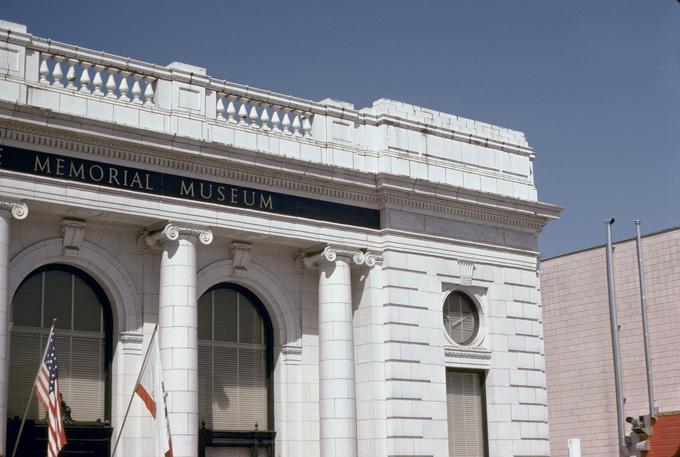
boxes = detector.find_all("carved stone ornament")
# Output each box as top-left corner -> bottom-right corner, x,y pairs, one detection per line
295,245 -> 380,271
61,219 -> 86,255
137,222 -> 213,250
0,199 -> 29,220
231,241 -> 252,275
458,260 -> 475,286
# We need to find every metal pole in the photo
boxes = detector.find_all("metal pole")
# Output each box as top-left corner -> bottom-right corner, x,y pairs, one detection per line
635,220 -> 655,421
605,219 -> 626,453
110,324 -> 159,457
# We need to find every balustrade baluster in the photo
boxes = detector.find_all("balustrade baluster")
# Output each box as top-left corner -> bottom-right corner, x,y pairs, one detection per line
260,104 -> 271,131
51,56 -> 64,88
216,94 -> 226,121
226,96 -> 237,123
79,62 -> 92,93
282,109 -> 292,135
65,59 -> 78,90
248,104 -> 259,128
92,65 -> 105,96
118,71 -> 131,101
131,74 -> 142,103
105,68 -> 117,98
303,114 -> 313,138
271,107 -> 281,133
238,100 -> 248,126
143,76 -> 156,106
39,54 -> 50,84
292,111 -> 302,137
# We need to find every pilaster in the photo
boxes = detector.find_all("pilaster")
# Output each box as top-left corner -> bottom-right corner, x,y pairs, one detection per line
0,199 -> 28,454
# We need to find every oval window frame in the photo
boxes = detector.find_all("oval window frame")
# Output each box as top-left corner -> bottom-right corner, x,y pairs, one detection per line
442,289 -> 483,347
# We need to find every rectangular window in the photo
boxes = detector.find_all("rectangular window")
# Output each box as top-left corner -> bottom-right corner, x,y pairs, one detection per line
446,370 -> 488,457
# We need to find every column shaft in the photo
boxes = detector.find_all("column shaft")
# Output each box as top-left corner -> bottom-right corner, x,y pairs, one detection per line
318,257 -> 358,457
159,236 -> 199,457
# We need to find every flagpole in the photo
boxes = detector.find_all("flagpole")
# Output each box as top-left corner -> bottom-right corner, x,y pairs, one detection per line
110,324 -> 159,457
10,318 -> 57,457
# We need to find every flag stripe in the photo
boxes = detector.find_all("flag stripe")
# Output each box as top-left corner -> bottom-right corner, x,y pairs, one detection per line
33,328 -> 67,457
134,383 -> 157,418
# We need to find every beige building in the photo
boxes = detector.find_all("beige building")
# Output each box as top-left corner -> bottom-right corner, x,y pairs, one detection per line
541,226 -> 680,457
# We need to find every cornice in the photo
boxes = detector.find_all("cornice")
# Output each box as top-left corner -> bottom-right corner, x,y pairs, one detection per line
0,117 -> 380,206
0,117 -> 558,233
380,191 -> 550,233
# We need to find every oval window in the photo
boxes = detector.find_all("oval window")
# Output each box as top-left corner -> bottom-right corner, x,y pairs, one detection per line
443,291 -> 479,345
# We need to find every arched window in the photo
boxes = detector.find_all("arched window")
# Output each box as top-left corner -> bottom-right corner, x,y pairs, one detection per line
8,265 -> 112,422
197,284 -> 273,431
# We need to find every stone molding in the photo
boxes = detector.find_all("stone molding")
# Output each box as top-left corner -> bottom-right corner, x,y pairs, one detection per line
137,222 -> 213,250
197,259 -> 301,346
0,199 -> 28,220
444,346 -> 492,360
295,245 -> 381,271
9,238 -> 142,331
0,122 -> 557,233
281,343 -> 303,365
61,218 -> 86,255
119,331 -> 144,356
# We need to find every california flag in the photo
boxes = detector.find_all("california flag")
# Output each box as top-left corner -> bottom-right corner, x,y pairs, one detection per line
135,335 -> 173,457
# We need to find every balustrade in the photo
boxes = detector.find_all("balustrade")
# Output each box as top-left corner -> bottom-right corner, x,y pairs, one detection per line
37,53 -> 156,106
35,53 -> 316,138
215,94 -> 314,138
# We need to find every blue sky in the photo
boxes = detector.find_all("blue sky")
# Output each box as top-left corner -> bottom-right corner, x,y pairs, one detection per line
3,1 -> 679,257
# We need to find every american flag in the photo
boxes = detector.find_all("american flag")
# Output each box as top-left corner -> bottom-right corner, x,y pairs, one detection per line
34,327 -> 67,457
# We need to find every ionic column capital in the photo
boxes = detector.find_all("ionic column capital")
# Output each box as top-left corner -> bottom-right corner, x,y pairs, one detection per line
137,222 -> 213,250
0,200 -> 28,220
295,245 -> 381,271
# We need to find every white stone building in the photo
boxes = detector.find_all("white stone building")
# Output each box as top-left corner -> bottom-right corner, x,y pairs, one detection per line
0,19 -> 560,457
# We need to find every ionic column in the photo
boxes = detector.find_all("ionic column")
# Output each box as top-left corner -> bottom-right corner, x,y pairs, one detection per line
296,246 -> 377,457
139,223 -> 213,457
0,200 -> 28,453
